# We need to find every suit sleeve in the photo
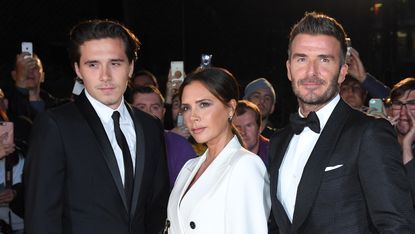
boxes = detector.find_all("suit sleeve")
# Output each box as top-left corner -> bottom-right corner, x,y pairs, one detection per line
359,119 -> 415,233
24,112 -> 65,234
145,119 -> 170,233
225,155 -> 271,234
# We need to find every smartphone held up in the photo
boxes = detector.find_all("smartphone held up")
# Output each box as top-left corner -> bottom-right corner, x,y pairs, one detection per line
170,61 -> 185,83
345,38 -> 352,65
21,42 -> 33,58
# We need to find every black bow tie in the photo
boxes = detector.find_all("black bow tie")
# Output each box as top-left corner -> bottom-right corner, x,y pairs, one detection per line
289,111 -> 321,135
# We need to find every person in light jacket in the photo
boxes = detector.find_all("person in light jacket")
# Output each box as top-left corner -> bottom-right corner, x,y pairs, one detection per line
166,67 -> 271,234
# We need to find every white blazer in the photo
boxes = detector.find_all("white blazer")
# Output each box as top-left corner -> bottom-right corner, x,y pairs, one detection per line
167,136 -> 271,234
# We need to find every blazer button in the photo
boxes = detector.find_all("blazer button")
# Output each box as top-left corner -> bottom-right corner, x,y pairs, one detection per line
190,221 -> 196,229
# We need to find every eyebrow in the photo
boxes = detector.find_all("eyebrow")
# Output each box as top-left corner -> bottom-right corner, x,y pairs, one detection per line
291,53 -> 335,60
395,99 -> 415,103
195,99 -> 212,104
83,60 -> 98,65
109,59 -> 126,63
291,53 -> 307,59
83,59 -> 126,65
318,54 -> 335,60
182,98 -> 211,106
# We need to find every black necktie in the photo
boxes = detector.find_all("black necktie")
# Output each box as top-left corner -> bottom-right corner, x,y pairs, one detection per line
112,111 -> 134,209
289,111 -> 321,135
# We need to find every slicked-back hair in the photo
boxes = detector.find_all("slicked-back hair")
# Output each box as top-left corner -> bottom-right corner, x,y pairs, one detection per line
68,19 -> 141,65
288,12 -> 348,64
235,100 -> 262,128
179,67 -> 244,144
179,67 -> 239,108
390,77 -> 415,102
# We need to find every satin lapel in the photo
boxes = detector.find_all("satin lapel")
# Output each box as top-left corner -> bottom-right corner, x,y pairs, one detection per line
292,100 -> 350,231
75,92 -> 128,211
269,127 -> 295,231
127,104 -> 145,218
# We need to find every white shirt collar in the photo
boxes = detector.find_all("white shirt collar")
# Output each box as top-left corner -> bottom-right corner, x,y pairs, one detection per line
298,94 -> 340,132
84,89 -> 129,124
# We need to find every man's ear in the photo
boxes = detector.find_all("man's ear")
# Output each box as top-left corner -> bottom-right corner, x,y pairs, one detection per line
286,60 -> 292,82
338,63 -> 348,85
128,61 -> 134,78
270,102 -> 275,114
40,71 -> 45,83
74,63 -> 82,80
11,70 -> 16,81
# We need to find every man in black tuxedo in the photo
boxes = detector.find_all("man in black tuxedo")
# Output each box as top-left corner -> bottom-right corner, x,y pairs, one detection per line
24,19 -> 170,233
268,12 -> 415,233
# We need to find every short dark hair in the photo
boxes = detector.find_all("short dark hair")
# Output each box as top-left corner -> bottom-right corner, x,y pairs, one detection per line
288,12 -> 348,64
390,77 -> 415,102
131,85 -> 165,104
68,19 -> 141,65
133,69 -> 159,87
179,67 -> 239,108
235,100 -> 262,128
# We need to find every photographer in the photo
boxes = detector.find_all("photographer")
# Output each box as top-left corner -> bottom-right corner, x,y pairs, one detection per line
7,52 -> 64,122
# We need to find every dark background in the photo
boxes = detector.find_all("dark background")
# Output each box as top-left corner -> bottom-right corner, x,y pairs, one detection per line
0,0 -> 414,127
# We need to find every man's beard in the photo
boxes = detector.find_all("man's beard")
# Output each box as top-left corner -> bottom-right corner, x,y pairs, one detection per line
292,70 -> 340,106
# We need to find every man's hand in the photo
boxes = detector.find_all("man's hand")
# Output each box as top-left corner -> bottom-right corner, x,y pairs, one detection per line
14,53 -> 38,88
170,126 -> 191,139
165,69 -> 183,104
347,48 -> 367,82
0,189 -> 16,204
0,133 -> 15,159
402,108 -> 415,164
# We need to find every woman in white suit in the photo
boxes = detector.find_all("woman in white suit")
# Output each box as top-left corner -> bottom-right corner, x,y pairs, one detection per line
166,67 -> 271,234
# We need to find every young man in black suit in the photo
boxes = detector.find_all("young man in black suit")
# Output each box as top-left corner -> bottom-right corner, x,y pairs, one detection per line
24,19 -> 170,233
268,12 -> 415,233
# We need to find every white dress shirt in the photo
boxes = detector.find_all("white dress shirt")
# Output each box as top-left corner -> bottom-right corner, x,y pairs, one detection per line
85,90 -> 136,185
277,94 -> 340,222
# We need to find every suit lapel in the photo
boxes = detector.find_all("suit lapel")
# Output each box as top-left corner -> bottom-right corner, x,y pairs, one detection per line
75,92 -> 128,211
292,99 -> 350,231
176,155 -> 205,208
269,127 -> 295,232
178,137 -> 239,210
127,104 -> 145,218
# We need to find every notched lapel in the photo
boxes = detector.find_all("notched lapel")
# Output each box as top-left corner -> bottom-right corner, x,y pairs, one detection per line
75,92 -> 128,212
292,100 -> 350,231
127,104 -> 146,218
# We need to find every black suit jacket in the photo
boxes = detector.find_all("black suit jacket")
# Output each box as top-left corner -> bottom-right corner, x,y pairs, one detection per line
269,99 -> 415,234
24,92 -> 170,234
